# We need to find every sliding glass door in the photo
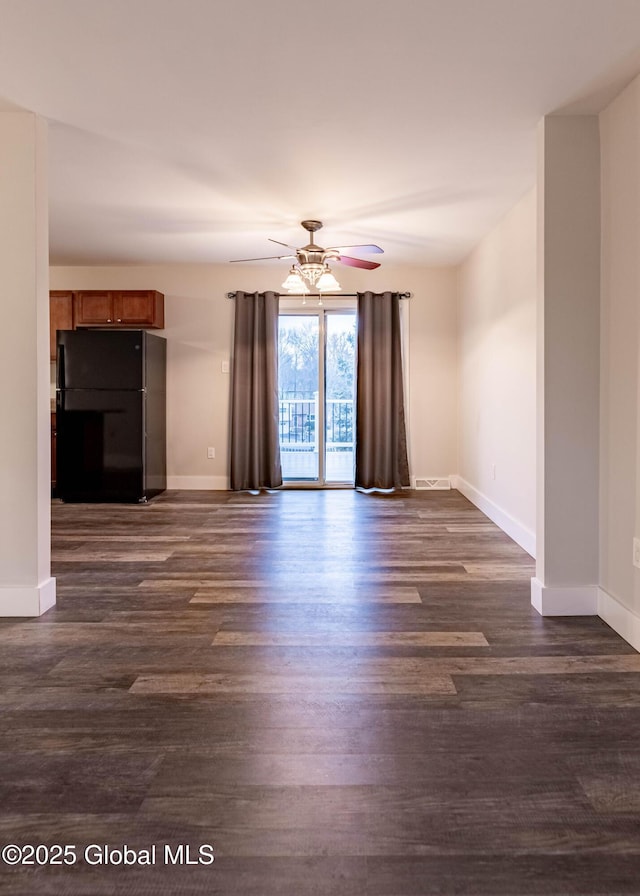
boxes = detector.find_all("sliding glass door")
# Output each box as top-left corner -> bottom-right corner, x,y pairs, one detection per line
278,306 -> 356,486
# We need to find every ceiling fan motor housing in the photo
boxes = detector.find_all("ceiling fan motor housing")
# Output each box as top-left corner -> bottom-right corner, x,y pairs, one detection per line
297,249 -> 326,264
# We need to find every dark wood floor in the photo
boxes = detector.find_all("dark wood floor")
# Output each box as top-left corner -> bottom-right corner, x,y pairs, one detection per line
2,489 -> 640,895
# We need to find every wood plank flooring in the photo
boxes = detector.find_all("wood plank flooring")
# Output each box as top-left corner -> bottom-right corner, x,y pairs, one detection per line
1,489 -> 640,894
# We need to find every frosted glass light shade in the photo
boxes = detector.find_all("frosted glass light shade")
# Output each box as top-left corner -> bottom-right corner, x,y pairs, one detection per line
316,267 -> 341,291
281,268 -> 306,291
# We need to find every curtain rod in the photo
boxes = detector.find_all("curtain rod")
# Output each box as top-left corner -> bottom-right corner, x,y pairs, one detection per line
226,291 -> 412,299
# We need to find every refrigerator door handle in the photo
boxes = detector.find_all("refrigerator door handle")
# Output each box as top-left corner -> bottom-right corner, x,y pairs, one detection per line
57,344 -> 65,390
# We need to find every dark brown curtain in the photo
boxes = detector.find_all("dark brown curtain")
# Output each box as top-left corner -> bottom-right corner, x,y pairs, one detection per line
355,291 -> 410,491
230,291 -> 282,491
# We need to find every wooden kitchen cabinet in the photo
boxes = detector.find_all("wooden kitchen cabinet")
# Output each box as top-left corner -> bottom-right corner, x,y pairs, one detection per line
114,291 -> 164,327
73,290 -> 164,328
73,291 -> 112,325
49,291 -> 74,360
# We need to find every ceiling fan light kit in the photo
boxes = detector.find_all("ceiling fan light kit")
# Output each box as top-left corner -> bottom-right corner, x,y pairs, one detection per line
231,220 -> 384,294
293,261 -> 326,287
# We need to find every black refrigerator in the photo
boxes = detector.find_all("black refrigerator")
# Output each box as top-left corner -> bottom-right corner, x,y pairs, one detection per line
56,329 -> 166,503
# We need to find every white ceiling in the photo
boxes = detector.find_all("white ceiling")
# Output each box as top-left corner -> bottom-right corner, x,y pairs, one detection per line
1,0 -> 640,267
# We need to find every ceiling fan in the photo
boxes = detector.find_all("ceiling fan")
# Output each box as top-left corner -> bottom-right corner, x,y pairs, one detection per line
230,220 -> 383,292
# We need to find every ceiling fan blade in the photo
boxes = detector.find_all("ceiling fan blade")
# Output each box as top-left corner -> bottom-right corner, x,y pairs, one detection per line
327,244 -> 384,254
336,255 -> 381,270
268,238 -> 300,250
229,254 -> 297,263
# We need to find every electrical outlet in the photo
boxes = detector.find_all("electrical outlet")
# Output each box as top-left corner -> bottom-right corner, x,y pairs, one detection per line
207,447 -> 215,459
634,537 -> 640,569
221,360 -> 230,374
491,464 -> 496,480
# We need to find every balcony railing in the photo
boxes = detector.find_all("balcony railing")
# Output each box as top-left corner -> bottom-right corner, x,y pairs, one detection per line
279,398 -> 353,450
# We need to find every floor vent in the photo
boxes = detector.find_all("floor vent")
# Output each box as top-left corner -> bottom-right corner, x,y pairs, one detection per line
414,477 -> 451,490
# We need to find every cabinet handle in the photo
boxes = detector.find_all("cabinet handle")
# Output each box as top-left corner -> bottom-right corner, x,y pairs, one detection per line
107,319 -> 112,323
117,318 -> 122,322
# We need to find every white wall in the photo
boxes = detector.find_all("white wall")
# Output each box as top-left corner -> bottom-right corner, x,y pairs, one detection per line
50,263 -> 459,489
0,108 -> 55,615
599,73 -> 640,647
456,189 -> 537,555
406,266 -> 458,482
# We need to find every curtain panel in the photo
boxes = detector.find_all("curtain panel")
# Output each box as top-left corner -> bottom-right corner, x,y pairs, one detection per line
230,291 -> 283,491
355,291 -> 410,491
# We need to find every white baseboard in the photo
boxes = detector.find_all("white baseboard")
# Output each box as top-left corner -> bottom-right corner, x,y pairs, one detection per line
598,587 -> 640,653
166,475 -> 229,491
531,581 -> 640,651
530,577 -> 598,615
0,577 -> 56,617
451,475 -> 536,557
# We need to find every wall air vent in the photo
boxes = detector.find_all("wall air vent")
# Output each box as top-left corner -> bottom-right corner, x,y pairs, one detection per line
414,477 -> 451,490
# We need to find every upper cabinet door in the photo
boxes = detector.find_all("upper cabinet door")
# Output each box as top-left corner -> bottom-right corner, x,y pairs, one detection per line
74,291 -> 115,326
113,291 -> 164,328
49,291 -> 74,360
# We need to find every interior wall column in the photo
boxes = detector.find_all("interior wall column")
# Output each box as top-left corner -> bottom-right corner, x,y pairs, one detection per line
0,104 -> 55,616
532,115 -> 601,615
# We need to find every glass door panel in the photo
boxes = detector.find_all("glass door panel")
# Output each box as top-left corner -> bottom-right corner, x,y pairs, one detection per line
278,315 -> 319,481
325,312 -> 356,483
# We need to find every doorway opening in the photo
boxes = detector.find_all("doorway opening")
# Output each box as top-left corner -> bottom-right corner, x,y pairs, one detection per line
278,302 -> 356,487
